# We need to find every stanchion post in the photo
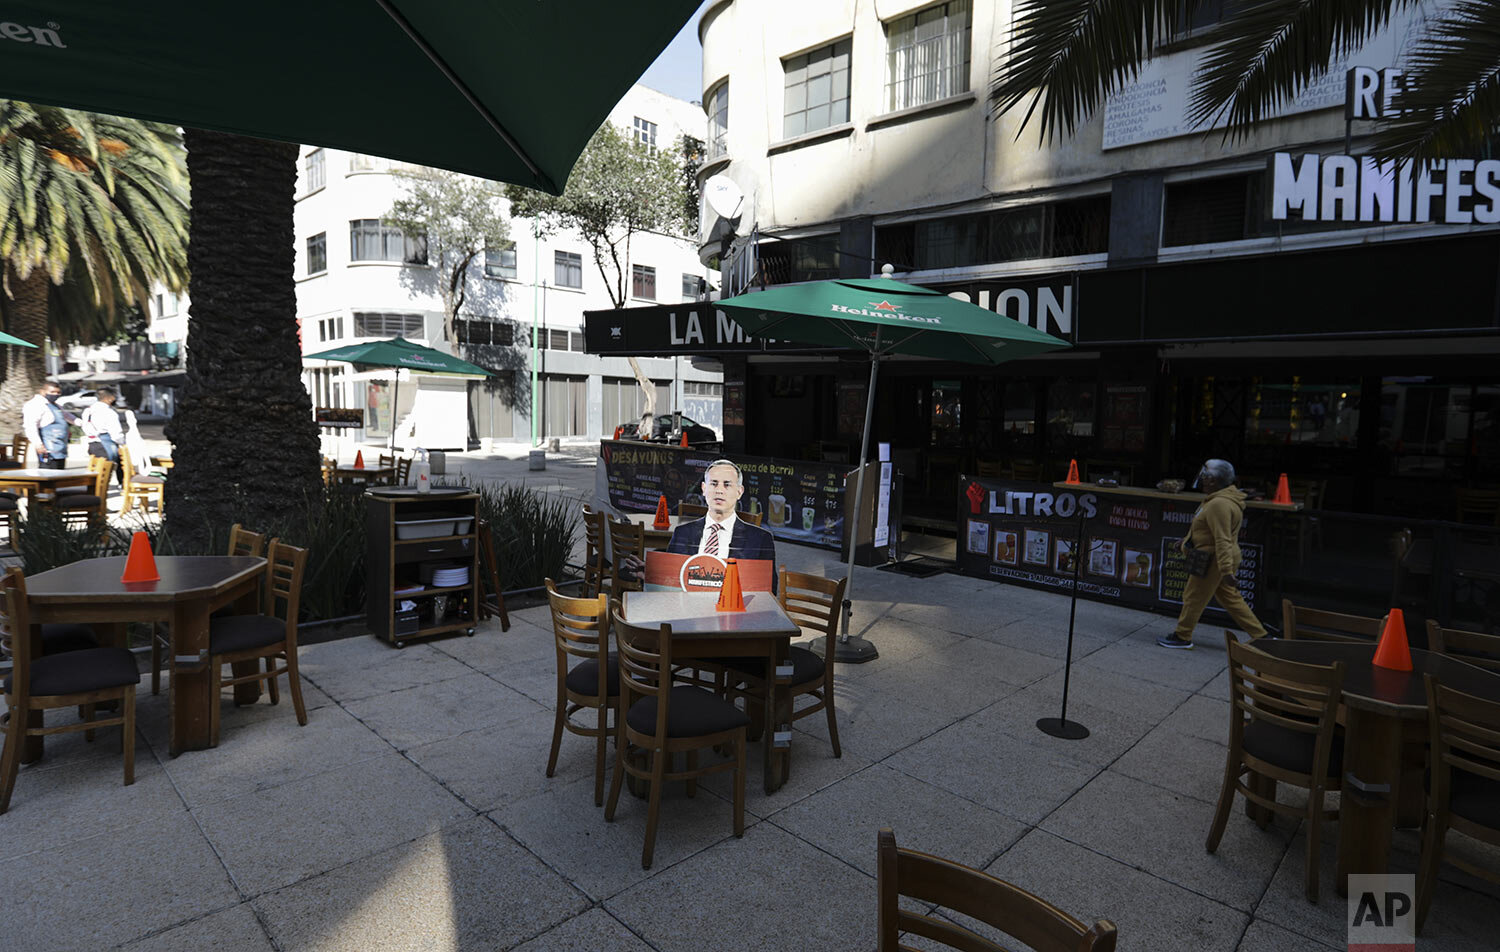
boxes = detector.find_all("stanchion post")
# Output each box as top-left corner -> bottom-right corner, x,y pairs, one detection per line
1038,499 -> 1090,740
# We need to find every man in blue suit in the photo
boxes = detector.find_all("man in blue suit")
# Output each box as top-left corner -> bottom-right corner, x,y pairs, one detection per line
668,458 -> 776,563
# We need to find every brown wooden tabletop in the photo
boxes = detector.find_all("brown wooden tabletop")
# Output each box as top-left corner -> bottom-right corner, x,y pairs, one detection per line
332,465 -> 395,482
0,467 -> 95,482
1254,639 -> 1500,715
27,556 -> 265,604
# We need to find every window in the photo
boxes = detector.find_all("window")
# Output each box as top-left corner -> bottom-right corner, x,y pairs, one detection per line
554,250 -> 583,288
317,316 -> 346,342
885,0 -> 972,112
455,318 -> 515,346
484,241 -> 517,279
633,116 -> 658,154
783,39 -> 850,138
152,292 -> 179,317
353,312 -> 424,338
348,153 -> 386,173
349,219 -> 426,264
303,149 -> 325,193
874,195 -> 1110,270
682,273 -> 702,301
632,264 -> 656,300
306,233 -> 327,275
1169,0 -> 1233,43
706,82 -> 730,160
758,234 -> 841,284
684,381 -> 723,396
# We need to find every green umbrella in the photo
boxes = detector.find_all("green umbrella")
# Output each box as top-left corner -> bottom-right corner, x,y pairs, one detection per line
0,1 -> 700,193
0,331 -> 37,348
305,336 -> 490,449
719,275 -> 1070,661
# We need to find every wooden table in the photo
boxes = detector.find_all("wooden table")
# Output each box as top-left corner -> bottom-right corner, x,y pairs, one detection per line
0,467 -> 96,501
332,464 -> 395,484
1254,639 -> 1500,894
625,590 -> 800,793
24,556 -> 266,758
626,512 -> 680,547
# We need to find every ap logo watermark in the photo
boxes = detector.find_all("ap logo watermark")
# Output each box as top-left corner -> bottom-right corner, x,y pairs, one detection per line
1348,874 -> 1415,951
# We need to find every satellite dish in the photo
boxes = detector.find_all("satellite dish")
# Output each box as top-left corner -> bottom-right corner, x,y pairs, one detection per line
703,174 -> 745,222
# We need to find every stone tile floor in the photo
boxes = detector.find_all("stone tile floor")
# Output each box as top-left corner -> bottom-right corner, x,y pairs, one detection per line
3,540 -> 1498,951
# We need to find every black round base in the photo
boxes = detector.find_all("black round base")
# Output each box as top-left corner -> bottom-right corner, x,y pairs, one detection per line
1036,717 -> 1090,740
813,636 -> 877,664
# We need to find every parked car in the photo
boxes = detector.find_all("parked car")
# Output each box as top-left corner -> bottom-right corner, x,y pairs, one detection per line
57,389 -> 100,410
618,412 -> 718,448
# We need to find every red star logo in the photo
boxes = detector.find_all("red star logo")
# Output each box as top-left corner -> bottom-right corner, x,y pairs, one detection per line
869,300 -> 901,311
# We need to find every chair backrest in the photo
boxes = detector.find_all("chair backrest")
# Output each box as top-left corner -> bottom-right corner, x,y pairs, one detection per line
778,566 -> 845,653
263,540 -> 308,638
607,518 -> 646,592
1424,675 -> 1500,832
876,828 -> 1117,952
610,599 -> 674,739
378,453 -> 396,469
1281,599 -> 1384,643
738,509 -> 764,527
321,457 -> 336,485
1010,460 -> 1042,482
0,568 -> 32,697
1456,488 -> 1500,526
1226,634 -> 1345,777
546,579 -> 610,700
227,523 -> 268,559
1427,621 -> 1500,673
976,459 -> 1004,477
86,455 -> 112,496
11,433 -> 28,457
395,457 -> 412,485
678,501 -> 707,520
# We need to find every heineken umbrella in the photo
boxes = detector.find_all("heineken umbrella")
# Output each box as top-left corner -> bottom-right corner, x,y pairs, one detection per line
0,1 -> 700,193
305,336 -> 490,450
0,331 -> 37,347
719,274 -> 1070,662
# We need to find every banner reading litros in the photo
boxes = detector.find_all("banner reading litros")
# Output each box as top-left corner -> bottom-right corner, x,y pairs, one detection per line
955,476 -> 1266,622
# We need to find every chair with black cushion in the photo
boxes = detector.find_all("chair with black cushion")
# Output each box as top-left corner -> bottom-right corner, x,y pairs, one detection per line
605,599 -> 748,869
1281,599 -> 1384,643
544,579 -> 616,806
580,505 -> 610,598
1416,676 -> 1500,933
1206,633 -> 1345,901
723,566 -> 848,756
205,540 -> 309,746
151,523 -> 269,695
1,569 -> 138,814
607,517 -> 646,596
119,446 -> 165,514
1427,621 -> 1500,673
877,828 -> 1117,951
53,456 -> 112,529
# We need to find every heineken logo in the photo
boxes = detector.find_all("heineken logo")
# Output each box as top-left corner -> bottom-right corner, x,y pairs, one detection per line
831,301 -> 941,324
0,20 -> 64,47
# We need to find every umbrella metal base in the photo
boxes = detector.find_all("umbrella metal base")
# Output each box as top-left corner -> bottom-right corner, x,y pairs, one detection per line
1036,717 -> 1090,740
809,636 -> 879,664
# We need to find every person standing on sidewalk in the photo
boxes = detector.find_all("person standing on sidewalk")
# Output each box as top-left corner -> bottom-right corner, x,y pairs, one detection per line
83,388 -> 125,485
1158,458 -> 1267,649
22,382 -> 71,469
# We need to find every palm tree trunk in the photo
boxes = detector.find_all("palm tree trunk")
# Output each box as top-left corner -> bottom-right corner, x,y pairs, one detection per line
0,266 -> 51,437
164,130 -> 321,553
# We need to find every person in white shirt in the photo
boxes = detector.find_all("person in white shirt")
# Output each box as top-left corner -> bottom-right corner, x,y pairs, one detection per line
22,382 -> 71,468
82,388 -> 125,485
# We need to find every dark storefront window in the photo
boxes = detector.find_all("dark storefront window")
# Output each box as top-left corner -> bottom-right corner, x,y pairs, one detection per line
874,195 -> 1109,271
1002,379 -> 1038,457
1246,378 -> 1363,447
931,380 -> 963,447
1047,378 -> 1097,459
758,234 -> 841,284
1379,378 -> 1478,478
1162,173 -> 1373,247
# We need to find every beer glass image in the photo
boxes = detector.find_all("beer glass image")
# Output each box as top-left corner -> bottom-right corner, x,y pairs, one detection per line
746,496 -> 762,519
769,493 -> 788,526
801,506 -> 815,530
1124,549 -> 1153,587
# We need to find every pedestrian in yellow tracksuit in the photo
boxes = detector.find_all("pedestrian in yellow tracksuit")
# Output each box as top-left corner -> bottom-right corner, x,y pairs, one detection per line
1158,459 -> 1266,649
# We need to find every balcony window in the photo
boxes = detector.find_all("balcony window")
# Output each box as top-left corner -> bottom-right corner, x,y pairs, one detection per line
885,0 -> 971,112
349,219 -> 426,264
783,39 -> 850,138
706,82 -> 729,160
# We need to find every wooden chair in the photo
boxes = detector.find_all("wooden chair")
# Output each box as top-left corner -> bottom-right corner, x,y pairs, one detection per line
150,524 -> 270,695
118,446 -> 165,514
1281,599 -> 1384,643
53,456 -> 112,529
544,580 -> 615,806
1416,676 -> 1500,933
378,453 -> 396,469
321,456 -> 336,485
605,599 -> 748,869
476,519 -> 510,630
0,569 -> 138,814
1456,487 -> 1500,527
724,567 -> 848,756
975,458 -> 1004,477
394,456 -> 412,485
1206,633 -> 1345,902
581,505 -> 611,598
1426,621 -> 1500,673
0,433 -> 28,469
1009,460 -> 1042,481
607,517 -> 645,595
205,540 -> 309,746
876,828 -> 1117,952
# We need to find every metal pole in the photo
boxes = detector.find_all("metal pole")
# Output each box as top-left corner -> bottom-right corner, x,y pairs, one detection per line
530,222 -> 540,446
1037,504 -> 1089,740
834,347 -> 881,663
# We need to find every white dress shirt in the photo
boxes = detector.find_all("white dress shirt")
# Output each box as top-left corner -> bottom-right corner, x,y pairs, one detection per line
83,402 -> 124,444
696,511 -> 738,560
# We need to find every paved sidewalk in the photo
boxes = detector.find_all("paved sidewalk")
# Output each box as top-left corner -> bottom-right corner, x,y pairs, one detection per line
3,448 -> 1498,950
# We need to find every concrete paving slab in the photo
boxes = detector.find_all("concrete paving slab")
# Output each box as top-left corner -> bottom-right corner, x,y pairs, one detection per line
985,829 -> 1250,952
859,653 -> 1028,720
1236,917 -> 1339,951
972,681 -> 1168,769
342,671 -> 544,751
698,729 -> 870,819
1041,769 -> 1291,912
0,811 -> 239,952
975,613 -> 1119,660
1076,638 -> 1228,692
0,748 -> 181,861
192,750 -> 474,896
791,682 -> 958,761
254,816 -> 585,952
1023,664 -> 1192,723
1157,692 -> 1232,743
404,707 -> 592,813
830,613 -> 968,678
922,634 -> 1063,687
119,903 -> 276,952
605,822 -> 872,952
431,615 -> 555,677
1111,722 -> 1232,804
135,679 -> 338,753
296,637 -> 474,703
768,763 -> 1027,876
509,906 -> 657,952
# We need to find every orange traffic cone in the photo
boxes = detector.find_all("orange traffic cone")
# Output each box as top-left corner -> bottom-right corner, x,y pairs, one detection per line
1065,459 -> 1080,484
679,430 -> 690,447
653,493 -> 671,530
121,531 -> 160,583
353,450 -> 364,470
1273,473 -> 1292,505
1372,609 -> 1413,671
613,425 -> 623,440
716,559 -> 746,612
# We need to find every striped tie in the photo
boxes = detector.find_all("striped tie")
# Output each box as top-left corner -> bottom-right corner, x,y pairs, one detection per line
705,522 -> 721,558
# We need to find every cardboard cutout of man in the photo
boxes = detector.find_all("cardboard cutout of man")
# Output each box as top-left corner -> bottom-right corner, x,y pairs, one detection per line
667,458 -> 776,562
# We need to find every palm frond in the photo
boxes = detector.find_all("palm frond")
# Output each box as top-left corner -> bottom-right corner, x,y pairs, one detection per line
989,0 -> 1188,142
1371,1 -> 1500,162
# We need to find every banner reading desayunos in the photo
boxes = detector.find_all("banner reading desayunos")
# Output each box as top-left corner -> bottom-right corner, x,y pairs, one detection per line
956,476 -> 1266,623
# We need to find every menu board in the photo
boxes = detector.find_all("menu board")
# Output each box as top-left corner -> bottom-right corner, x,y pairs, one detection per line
600,440 -> 849,549
956,476 -> 1267,624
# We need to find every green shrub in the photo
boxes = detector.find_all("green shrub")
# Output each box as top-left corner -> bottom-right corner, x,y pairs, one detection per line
470,482 -> 580,591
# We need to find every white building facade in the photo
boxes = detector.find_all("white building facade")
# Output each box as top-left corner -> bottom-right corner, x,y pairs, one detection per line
294,83 -> 721,451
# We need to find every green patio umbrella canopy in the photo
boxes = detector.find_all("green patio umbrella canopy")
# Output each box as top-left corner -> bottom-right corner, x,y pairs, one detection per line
0,331 -> 37,347
718,276 -> 1070,660
0,1 -> 700,194
305,336 -> 490,450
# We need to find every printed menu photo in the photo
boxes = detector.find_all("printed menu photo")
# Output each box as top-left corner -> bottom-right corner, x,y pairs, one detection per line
1023,528 -> 1051,566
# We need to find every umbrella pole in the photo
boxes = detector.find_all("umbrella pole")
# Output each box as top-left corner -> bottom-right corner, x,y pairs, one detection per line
390,372 -> 400,452
835,354 -> 881,664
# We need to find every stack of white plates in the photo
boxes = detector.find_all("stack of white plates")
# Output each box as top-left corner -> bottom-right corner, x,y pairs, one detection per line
432,565 -> 469,587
